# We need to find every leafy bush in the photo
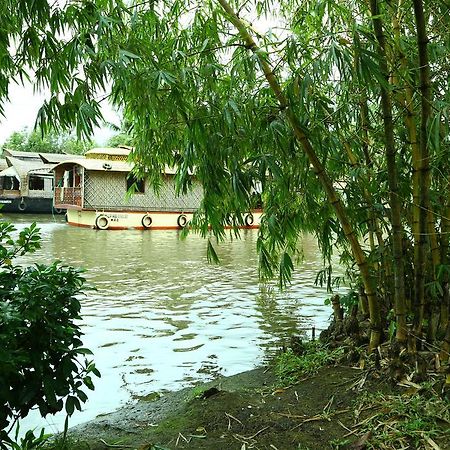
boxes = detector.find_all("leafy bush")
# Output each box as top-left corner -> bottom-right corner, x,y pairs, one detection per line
3,427 -> 50,450
0,222 -> 99,447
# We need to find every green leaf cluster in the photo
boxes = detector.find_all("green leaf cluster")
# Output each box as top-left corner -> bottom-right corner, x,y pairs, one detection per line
0,222 -> 99,445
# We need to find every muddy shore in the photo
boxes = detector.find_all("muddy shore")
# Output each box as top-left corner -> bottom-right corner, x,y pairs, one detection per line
68,365 -> 369,449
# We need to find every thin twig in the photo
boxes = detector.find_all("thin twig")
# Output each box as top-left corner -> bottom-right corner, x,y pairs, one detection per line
225,412 -> 243,429
290,415 -> 326,431
175,432 -> 189,446
99,439 -> 134,448
277,412 -> 308,419
337,420 -> 353,434
246,426 -> 270,439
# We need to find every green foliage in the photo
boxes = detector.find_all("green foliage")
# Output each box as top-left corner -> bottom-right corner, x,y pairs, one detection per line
189,386 -> 208,400
356,388 -> 450,449
3,426 -> 50,450
274,343 -> 344,385
0,222 -> 99,446
324,291 -> 359,314
1,128 -> 92,154
106,133 -> 134,148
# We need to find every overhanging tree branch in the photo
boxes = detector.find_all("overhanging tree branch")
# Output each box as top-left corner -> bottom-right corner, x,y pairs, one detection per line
217,0 -> 381,349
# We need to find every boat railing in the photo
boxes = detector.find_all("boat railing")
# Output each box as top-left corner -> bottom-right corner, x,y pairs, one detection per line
54,187 -> 82,207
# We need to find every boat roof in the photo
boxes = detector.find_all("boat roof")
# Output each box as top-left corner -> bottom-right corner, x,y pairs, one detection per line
29,164 -> 55,176
85,147 -> 132,159
2,149 -> 84,163
0,150 -> 87,178
53,147 -> 184,175
55,147 -> 136,172
54,158 -> 133,172
53,159 -> 182,176
0,165 -> 19,179
39,153 -> 83,164
2,149 -> 41,160
3,156 -> 53,178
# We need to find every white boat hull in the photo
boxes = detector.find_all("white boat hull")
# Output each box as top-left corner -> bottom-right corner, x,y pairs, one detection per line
66,209 -> 261,230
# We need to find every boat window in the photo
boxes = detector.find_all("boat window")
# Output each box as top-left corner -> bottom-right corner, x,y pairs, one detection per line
29,176 -> 45,191
2,176 -> 20,190
126,174 -> 145,193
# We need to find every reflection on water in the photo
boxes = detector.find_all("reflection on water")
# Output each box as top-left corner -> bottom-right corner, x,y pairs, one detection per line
1,214 -> 336,433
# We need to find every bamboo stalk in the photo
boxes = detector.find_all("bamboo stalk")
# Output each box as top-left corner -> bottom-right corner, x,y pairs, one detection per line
391,0 -> 425,345
342,139 -> 378,263
217,0 -> 382,349
439,191 -> 450,336
412,0 -> 433,339
440,321 -> 450,364
427,209 -> 441,341
369,0 -> 407,344
392,0 -> 418,323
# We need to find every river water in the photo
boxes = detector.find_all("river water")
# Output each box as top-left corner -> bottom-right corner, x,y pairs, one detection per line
2,214 -> 336,434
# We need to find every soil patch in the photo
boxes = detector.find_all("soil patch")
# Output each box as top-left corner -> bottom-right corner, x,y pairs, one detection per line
68,365 -> 381,449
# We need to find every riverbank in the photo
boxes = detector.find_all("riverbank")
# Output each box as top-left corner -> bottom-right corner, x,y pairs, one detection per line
63,361 -> 449,450
67,364 -> 356,449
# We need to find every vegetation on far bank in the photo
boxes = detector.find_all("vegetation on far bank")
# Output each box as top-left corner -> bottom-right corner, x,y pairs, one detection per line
1,129 -> 92,155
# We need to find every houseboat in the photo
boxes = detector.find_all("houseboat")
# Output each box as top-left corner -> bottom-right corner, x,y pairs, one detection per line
0,150 -> 75,213
52,147 -> 261,230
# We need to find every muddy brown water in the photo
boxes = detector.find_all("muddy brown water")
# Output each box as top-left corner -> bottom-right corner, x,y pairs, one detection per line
2,214 -> 340,435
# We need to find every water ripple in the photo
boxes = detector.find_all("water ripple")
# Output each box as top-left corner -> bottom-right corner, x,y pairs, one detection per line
2,214 -> 344,434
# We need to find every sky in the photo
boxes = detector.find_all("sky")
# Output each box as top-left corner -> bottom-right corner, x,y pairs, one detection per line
0,82 -> 120,147
0,4 -> 280,148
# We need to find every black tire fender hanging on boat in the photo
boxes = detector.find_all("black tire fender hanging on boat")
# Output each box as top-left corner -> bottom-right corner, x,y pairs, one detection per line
95,214 -> 110,230
141,214 -> 152,229
177,214 -> 188,228
18,199 -> 26,212
244,213 -> 254,227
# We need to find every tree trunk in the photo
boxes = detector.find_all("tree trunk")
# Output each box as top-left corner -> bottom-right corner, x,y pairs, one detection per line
369,0 -> 407,345
217,0 -> 382,349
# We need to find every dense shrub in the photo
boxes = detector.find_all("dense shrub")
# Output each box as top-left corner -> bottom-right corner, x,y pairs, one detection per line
0,222 -> 99,447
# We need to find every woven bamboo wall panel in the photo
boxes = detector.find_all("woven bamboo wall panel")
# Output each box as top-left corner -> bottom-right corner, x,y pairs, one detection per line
84,172 -> 202,211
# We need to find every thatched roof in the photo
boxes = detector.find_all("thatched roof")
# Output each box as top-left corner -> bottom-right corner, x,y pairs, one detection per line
52,148 -> 183,176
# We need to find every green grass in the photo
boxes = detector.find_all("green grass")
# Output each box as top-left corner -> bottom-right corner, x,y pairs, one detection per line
355,388 -> 450,449
274,342 -> 345,385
